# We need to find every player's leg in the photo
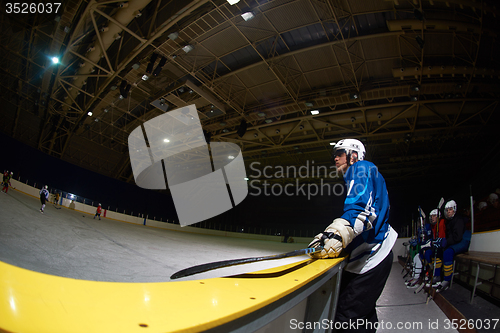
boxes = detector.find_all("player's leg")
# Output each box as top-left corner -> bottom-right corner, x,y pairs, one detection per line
335,251 -> 393,332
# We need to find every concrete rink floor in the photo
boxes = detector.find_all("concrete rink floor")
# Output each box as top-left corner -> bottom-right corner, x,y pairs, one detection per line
0,188 -> 309,283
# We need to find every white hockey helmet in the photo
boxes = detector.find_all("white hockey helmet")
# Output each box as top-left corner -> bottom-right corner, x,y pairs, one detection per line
44,185 -> 48,189
445,200 -> 456,210
445,200 -> 457,219
430,209 -> 438,216
333,139 -> 366,164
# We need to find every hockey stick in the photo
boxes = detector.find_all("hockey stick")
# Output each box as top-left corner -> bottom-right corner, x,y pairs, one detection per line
426,197 -> 445,303
404,207 -> 426,280
401,215 -> 415,274
170,247 -> 323,279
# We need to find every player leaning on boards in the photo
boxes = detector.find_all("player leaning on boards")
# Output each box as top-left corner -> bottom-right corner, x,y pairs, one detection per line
308,139 -> 398,333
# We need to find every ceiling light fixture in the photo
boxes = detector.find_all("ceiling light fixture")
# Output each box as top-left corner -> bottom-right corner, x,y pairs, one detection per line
227,0 -> 240,4
241,12 -> 255,21
182,45 -> 194,53
310,110 -> 319,115
168,32 -> 179,40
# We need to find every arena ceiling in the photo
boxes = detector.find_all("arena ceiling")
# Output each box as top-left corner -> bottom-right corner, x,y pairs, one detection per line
1,0 -> 500,191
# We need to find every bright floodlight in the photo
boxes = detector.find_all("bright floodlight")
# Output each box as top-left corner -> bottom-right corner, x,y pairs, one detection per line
227,0 -> 240,4
241,12 -> 255,21
87,111 -> 93,116
51,57 -> 59,64
310,110 -> 319,115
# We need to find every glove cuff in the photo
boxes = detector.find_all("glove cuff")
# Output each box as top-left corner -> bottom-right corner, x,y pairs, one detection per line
325,218 -> 355,248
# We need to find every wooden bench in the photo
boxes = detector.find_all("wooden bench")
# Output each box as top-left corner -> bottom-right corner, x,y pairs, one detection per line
454,251 -> 500,303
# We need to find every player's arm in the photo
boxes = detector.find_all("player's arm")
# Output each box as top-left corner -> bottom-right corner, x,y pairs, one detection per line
308,164 -> 372,258
340,163 -> 375,235
446,218 -> 465,246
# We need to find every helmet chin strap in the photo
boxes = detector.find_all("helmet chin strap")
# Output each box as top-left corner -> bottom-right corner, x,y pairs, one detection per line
346,150 -> 359,166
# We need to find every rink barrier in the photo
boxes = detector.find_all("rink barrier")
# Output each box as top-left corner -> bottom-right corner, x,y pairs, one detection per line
0,251 -> 346,332
9,179 -> 314,244
14,178 -> 500,256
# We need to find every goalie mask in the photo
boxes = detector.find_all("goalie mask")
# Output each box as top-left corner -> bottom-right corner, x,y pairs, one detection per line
332,139 -> 366,166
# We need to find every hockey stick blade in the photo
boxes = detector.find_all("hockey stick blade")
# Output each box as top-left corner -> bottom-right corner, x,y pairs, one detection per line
418,206 -> 426,219
170,247 -> 323,279
438,197 -> 444,209
415,282 -> 425,294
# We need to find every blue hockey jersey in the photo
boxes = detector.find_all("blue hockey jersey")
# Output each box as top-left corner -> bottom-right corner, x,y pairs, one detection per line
340,160 -> 398,274
39,188 -> 49,200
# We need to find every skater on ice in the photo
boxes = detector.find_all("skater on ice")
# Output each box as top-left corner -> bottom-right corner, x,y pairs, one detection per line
39,185 -> 49,214
94,203 -> 102,220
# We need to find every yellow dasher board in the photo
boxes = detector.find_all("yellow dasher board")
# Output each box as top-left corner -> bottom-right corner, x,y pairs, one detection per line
0,256 -> 345,332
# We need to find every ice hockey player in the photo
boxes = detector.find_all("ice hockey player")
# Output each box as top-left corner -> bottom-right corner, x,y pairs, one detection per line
40,185 -> 49,213
423,209 -> 446,279
405,210 -> 431,289
404,235 -> 424,288
94,203 -> 102,220
307,138 -> 398,332
2,171 -> 13,194
433,200 -> 471,292
2,170 -> 8,187
411,208 -> 446,292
